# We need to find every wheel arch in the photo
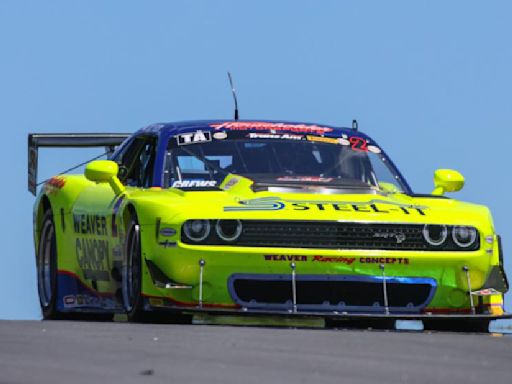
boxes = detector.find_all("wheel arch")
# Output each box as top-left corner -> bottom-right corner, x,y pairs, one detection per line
123,203 -> 139,227
34,195 -> 52,253
34,175 -> 92,252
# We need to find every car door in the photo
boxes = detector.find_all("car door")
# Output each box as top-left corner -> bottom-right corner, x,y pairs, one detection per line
70,135 -> 157,302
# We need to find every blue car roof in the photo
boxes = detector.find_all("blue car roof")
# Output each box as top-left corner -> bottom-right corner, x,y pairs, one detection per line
117,119 -> 412,194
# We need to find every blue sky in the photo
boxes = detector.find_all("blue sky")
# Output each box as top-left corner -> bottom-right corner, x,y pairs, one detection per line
1,1 -> 511,322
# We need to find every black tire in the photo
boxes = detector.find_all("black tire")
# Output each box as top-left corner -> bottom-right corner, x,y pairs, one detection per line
423,319 -> 490,333
123,215 -> 147,322
37,210 -> 60,319
122,213 -> 192,324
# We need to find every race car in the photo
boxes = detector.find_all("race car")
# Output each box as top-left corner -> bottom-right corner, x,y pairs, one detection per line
29,120 -> 510,331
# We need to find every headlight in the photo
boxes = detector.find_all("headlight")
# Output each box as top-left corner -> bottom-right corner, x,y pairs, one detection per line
183,220 -> 211,242
452,226 -> 478,248
215,220 -> 242,242
422,225 -> 448,246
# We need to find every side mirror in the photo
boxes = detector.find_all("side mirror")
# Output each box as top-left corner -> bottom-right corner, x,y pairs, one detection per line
431,169 -> 464,196
85,160 -> 125,195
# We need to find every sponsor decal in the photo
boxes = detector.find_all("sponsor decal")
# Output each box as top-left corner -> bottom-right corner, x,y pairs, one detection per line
359,257 -> 410,265
63,294 -> 119,309
471,288 -> 501,296
312,255 -> 356,264
373,231 -> 407,244
44,176 -> 66,194
176,130 -> 212,145
73,213 -> 110,281
63,294 -> 116,309
75,238 -> 110,281
63,295 -> 76,307
367,145 -> 381,154
65,295 -> 85,307
73,214 -> 108,236
224,197 -> 427,215
308,134 -> 382,154
210,121 -> 333,135
337,135 -> 382,154
224,197 -> 285,212
348,136 -> 368,152
262,254 -> 409,265
339,135 -> 350,146
213,131 -> 228,140
264,254 -> 308,262
158,240 -> 177,248
306,135 -> 339,144
276,176 -> 333,183
247,132 -> 303,140
172,180 -> 217,188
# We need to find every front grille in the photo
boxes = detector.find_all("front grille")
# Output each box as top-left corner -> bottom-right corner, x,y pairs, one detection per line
180,220 -> 480,250
229,274 -> 436,313
236,221 -> 472,251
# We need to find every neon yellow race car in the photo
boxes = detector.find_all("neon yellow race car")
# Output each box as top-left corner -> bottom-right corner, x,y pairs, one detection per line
29,120 -> 510,331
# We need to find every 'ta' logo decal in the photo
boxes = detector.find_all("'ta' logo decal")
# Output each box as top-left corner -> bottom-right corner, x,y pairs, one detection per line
176,130 -> 212,145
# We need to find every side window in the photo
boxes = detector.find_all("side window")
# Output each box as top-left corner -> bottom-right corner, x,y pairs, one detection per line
116,136 -> 157,187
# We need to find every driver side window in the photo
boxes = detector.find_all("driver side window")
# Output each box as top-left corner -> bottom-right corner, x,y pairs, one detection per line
116,136 -> 157,187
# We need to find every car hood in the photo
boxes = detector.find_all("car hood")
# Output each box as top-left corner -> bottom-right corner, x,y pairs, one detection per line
130,179 -> 493,230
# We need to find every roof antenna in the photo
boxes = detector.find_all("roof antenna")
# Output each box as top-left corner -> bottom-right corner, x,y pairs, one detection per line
352,119 -> 358,131
227,71 -> 239,120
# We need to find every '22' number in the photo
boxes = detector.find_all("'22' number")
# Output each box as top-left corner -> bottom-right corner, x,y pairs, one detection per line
349,137 -> 368,152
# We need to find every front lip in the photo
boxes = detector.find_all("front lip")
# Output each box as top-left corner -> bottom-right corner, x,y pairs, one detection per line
150,305 -> 512,321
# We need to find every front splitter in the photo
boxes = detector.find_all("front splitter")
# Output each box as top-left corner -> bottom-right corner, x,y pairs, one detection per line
149,304 -> 512,322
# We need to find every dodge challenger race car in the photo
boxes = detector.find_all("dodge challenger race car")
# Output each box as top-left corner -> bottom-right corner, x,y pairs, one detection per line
29,120 -> 510,331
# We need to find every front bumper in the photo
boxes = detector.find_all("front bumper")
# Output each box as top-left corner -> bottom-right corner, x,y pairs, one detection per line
141,230 -> 507,316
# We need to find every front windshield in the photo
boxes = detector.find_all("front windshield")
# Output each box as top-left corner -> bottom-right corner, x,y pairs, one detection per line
165,132 -> 406,193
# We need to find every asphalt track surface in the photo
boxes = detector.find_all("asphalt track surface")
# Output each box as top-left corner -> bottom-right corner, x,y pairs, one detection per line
1,320 -> 511,384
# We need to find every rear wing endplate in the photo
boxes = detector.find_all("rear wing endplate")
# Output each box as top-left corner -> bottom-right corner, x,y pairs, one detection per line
28,133 -> 130,195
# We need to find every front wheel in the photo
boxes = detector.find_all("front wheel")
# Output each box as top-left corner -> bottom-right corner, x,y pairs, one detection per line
122,214 -> 192,324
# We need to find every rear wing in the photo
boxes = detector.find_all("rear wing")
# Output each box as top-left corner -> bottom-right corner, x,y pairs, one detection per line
28,133 -> 130,195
